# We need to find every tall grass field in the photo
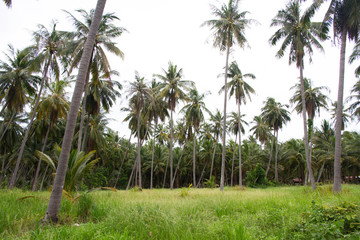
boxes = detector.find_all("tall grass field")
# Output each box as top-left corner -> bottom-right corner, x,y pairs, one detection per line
0,185 -> 359,239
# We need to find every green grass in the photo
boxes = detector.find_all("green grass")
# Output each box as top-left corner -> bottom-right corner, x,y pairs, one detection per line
0,185 -> 359,239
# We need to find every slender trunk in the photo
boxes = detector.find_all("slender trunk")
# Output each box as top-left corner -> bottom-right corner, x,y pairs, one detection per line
162,155 -> 169,188
220,45 -> 230,191
169,109 -> 174,190
231,134 -> 237,187
0,111 -> 15,143
0,150 -> 6,185
43,0 -> 106,223
299,61 -> 316,190
126,158 -> 137,190
9,54 -> 52,189
193,130 -> 196,187
0,102 -> 9,119
334,30 -> 347,194
114,134 -> 132,188
172,140 -> 188,187
39,165 -> 49,191
78,57 -> 92,150
32,125 -> 50,191
274,131 -> 279,182
197,159 -> 210,187
238,103 -> 243,187
136,110 -> 142,189
209,135 -> 218,180
80,113 -> 90,152
150,122 -> 157,189
265,130 -> 275,178
317,160 -> 326,183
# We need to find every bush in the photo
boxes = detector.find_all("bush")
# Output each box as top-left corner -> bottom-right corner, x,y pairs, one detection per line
204,176 -> 217,188
245,163 -> 269,188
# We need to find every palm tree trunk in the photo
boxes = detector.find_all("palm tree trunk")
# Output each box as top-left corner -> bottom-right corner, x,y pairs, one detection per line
162,156 -> 169,188
31,125 -> 51,191
43,0 -> 106,223
193,130 -> 196,187
197,159 -> 210,187
334,30 -> 347,194
238,103 -> 243,187
169,109 -> 174,190
126,158 -> 137,190
220,45 -> 230,191
78,56 -> 92,150
9,54 -> 52,189
299,61 -> 316,191
172,140 -> 188,187
150,122 -> 157,189
0,111 -> 15,143
274,131 -> 279,182
114,134 -> 132,188
317,160 -> 326,183
80,113 -> 90,152
136,110 -> 142,189
231,134 -> 237,187
39,165 -> 49,191
265,131 -> 275,178
209,135 -> 218,179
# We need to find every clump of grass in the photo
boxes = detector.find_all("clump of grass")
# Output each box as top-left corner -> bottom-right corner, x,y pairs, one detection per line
76,193 -> 93,221
179,184 -> 192,197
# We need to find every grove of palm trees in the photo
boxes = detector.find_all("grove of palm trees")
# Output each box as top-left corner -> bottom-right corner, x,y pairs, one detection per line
1,0 -> 360,239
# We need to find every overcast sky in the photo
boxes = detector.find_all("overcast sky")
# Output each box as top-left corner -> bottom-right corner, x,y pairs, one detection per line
0,0 -> 359,142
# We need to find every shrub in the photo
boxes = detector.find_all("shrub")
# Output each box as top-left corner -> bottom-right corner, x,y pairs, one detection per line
204,176 -> 217,188
245,163 -> 269,188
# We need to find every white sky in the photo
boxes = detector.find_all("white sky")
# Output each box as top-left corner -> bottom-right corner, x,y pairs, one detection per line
0,0 -> 359,143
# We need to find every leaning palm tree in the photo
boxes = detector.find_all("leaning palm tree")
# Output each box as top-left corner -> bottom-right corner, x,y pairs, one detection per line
209,109 -> 223,180
126,72 -> 152,189
320,0 -> 360,193
269,0 -> 327,190
181,89 -> 209,187
202,0 -> 254,191
155,61 -> 194,190
289,77 -> 329,183
43,0 -> 107,223
261,97 -> 291,182
9,22 -> 67,189
220,61 -> 255,187
64,8 -> 126,150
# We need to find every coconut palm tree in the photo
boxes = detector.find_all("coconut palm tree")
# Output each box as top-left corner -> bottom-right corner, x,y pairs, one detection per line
43,0 -> 107,223
64,8 -> 125,150
181,89 -> 209,187
261,97 -> 291,182
126,72 -> 152,189
331,101 -> 350,130
155,61 -> 193,190
202,0 -> 254,191
269,0 -> 326,190
250,115 -> 271,147
228,111 -> 247,186
319,0 -> 360,193
220,61 -> 255,187
31,79 -> 70,191
9,22 -> 67,189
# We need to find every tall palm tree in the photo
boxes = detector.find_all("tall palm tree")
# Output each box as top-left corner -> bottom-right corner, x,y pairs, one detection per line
126,72 -> 152,189
64,9 -> 125,150
32,79 -> 70,191
147,79 -> 168,189
155,61 -> 193,190
228,111 -> 247,186
220,61 -> 255,187
261,97 -> 291,182
289,77 -> 329,183
181,89 -> 209,187
202,0 -> 254,191
250,115 -> 271,148
331,101 -> 350,130
269,0 -> 326,190
320,0 -> 360,193
43,0 -> 107,223
9,22 -> 67,189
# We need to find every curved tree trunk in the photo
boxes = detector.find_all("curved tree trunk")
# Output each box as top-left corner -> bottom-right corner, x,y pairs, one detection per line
32,125 -> 51,191
43,0 -> 106,223
334,30 -> 347,194
317,160 -> 326,183
9,55 -> 52,189
220,45 -> 230,191
193,130 -> 196,187
299,61 -> 316,191
0,111 -> 15,143
172,139 -> 188,187
238,103 -> 243,187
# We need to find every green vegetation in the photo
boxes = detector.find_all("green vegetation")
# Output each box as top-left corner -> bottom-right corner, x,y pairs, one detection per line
1,185 -> 359,239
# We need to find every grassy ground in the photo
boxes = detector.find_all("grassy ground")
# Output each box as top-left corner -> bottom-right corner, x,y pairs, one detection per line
0,185 -> 359,239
